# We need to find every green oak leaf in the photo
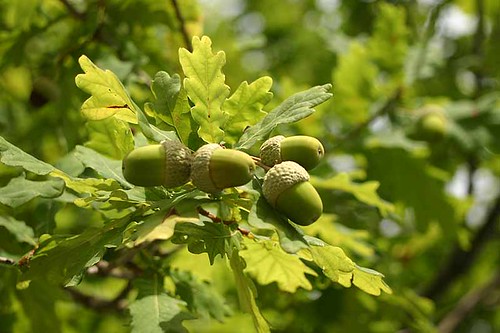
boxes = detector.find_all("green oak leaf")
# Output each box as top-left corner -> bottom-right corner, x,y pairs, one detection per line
171,270 -> 232,321
144,71 -> 202,148
240,239 -> 317,293
0,135 -> 55,175
311,173 -> 394,216
230,252 -> 271,333
0,176 -> 65,207
223,77 -> 273,145
75,55 -> 138,123
21,217 -> 130,286
129,276 -> 190,333
171,221 -> 240,265
179,36 -> 230,143
84,117 -> 134,160
236,84 -> 332,150
310,245 -> 392,296
0,215 -> 36,246
73,145 -> 131,187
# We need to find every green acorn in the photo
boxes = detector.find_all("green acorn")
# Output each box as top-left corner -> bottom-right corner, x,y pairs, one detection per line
191,143 -> 256,193
262,161 -> 323,226
260,135 -> 325,170
122,140 -> 192,187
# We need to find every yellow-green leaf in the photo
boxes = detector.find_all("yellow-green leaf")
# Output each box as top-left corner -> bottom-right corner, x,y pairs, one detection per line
240,239 -> 317,293
75,55 -> 138,124
179,36 -> 230,143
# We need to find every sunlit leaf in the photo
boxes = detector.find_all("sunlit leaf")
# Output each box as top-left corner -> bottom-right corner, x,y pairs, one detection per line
75,55 -> 138,123
223,77 -> 273,145
179,36 -> 230,143
240,239 -> 317,293
236,84 -> 332,150
84,117 -> 134,160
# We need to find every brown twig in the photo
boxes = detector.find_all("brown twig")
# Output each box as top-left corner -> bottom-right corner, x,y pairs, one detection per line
251,156 -> 271,171
438,271 -> 500,333
170,0 -> 193,51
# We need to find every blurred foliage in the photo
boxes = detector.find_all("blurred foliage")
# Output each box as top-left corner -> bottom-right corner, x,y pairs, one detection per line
1,0 -> 500,333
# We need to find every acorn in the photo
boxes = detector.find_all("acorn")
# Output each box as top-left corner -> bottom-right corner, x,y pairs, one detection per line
191,143 -> 256,193
260,135 -> 324,170
122,140 -> 192,187
262,161 -> 323,226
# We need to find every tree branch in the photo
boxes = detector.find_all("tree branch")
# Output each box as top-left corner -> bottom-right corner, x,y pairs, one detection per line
170,0 -> 193,51
0,256 -> 16,266
438,271 -> 500,333
422,194 -> 500,299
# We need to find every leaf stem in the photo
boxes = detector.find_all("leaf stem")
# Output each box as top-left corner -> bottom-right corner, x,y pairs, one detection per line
251,156 -> 270,171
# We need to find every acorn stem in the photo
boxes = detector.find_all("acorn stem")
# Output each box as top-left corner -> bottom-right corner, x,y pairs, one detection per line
251,156 -> 271,171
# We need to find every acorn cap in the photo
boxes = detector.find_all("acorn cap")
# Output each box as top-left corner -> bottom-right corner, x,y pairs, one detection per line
262,161 -> 322,225
260,135 -> 285,167
122,141 -> 192,187
191,144 -> 256,193
262,161 -> 309,206
161,140 -> 193,188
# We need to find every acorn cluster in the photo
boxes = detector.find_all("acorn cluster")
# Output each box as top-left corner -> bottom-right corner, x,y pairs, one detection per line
122,135 -> 325,226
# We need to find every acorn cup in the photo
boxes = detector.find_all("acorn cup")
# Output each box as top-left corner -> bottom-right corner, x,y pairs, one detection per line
260,135 -> 324,170
122,140 -> 192,187
190,143 -> 256,194
262,161 -> 323,226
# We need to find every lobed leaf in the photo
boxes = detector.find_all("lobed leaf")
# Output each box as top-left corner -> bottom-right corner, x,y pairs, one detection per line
310,245 -> 392,296
223,77 -> 273,145
75,55 -> 138,123
179,36 -> 230,143
235,84 -> 332,150
0,176 -> 65,208
145,71 -> 201,147
0,135 -> 55,175
21,217 -> 130,286
240,239 -> 317,293
129,276 -> 190,333
73,145 -> 131,187
171,221 -> 240,265
84,117 -> 134,160
230,252 -> 271,333
171,270 -> 232,322
0,215 -> 36,246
